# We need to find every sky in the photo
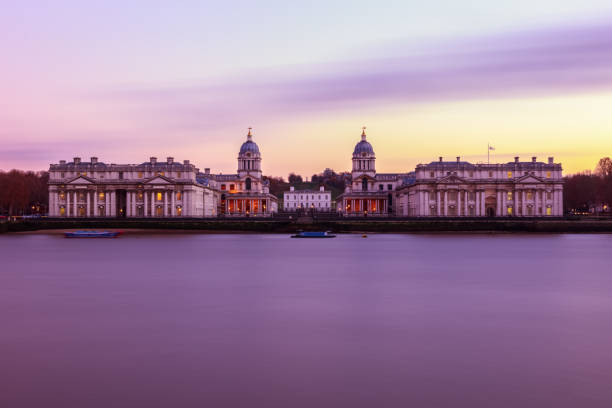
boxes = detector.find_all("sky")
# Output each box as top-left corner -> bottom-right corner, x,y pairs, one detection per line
2,0 -> 612,176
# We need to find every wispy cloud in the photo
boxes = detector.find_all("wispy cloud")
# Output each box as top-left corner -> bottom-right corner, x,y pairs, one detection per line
95,20 -> 612,127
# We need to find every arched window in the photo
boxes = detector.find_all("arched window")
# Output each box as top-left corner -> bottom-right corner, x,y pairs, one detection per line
246,178 -> 252,190
362,178 -> 368,191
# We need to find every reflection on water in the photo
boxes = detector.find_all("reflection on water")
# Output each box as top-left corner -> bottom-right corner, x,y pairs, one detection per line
1,233 -> 612,407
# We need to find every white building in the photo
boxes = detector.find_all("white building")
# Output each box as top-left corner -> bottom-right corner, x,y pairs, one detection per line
395,156 -> 564,217
48,156 -> 217,218
336,128 -> 412,216
197,128 -> 278,216
283,186 -> 332,212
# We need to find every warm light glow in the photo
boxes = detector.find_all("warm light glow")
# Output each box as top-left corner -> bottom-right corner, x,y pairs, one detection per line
98,192 -> 105,200
507,206 -> 513,215
156,192 -> 162,201
176,191 -> 182,200
546,207 -> 552,215
507,171 -> 513,179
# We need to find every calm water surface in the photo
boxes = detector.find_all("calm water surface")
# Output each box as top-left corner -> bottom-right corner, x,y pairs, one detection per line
1,232 -> 612,407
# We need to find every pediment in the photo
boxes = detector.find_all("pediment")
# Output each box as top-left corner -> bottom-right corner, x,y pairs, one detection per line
145,176 -> 172,184
67,176 -> 94,184
517,175 -> 544,183
436,175 -> 467,184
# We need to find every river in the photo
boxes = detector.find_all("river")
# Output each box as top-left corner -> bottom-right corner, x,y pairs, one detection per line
1,232 -> 611,407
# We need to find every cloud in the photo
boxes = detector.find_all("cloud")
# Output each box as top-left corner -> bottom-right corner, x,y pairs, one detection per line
94,20 -> 612,127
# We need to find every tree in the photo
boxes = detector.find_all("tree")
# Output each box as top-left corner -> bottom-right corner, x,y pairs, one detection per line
288,173 -> 303,184
595,157 -> 612,177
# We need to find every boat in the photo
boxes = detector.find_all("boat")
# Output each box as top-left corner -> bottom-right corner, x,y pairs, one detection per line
291,231 -> 336,238
64,230 -> 122,238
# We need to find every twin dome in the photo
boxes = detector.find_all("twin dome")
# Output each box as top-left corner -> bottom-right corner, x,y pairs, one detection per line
239,128 -> 260,155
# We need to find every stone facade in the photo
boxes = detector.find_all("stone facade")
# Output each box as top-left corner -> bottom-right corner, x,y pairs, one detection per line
395,156 -> 564,217
336,128 -> 412,216
283,186 -> 332,211
48,156 -> 217,218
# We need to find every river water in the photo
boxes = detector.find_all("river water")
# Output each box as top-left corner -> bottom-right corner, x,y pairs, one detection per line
1,232 -> 612,407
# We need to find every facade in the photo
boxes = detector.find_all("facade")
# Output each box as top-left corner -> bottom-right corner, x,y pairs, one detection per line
283,186 -> 332,211
336,128 -> 412,216
394,156 -> 564,217
197,128 -> 278,216
48,156 -> 217,218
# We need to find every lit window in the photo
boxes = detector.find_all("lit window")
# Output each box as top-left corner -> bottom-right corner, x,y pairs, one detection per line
59,191 -> 65,200
60,206 -> 66,216
230,184 -> 235,191
81,172 -> 87,176
176,191 -> 182,200
177,206 -> 182,216
526,191 -> 533,200
138,192 -> 143,200
156,192 -> 162,201
507,171 -> 513,178
138,172 -> 143,178
546,207 -> 552,216
507,191 -> 513,200
156,171 -> 164,176
221,184 -> 226,190
98,192 -> 105,200
546,171 -> 551,178
507,206 -> 513,215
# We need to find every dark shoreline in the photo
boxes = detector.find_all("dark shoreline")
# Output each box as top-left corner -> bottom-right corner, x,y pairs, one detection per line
3,217 -> 612,234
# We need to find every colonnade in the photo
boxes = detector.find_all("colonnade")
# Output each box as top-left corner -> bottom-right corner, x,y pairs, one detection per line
342,198 -> 387,215
225,198 -> 268,215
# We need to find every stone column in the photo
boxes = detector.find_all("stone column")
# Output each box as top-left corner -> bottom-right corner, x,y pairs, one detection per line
73,191 -> 78,217
144,191 -> 148,217
436,191 -> 441,216
163,191 -> 167,217
132,192 -> 136,217
502,191 -> 507,216
126,191 -> 131,218
534,189 -> 539,216
522,190 -> 527,217
457,190 -> 462,217
443,190 -> 448,216
481,190 -> 486,217
464,191 -> 468,216
66,191 -> 70,217
151,191 -> 155,217
171,191 -> 176,216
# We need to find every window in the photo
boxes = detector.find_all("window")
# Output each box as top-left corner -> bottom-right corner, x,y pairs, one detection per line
387,184 -> 392,190
507,206 -> 513,215
156,192 -> 162,201
138,172 -> 143,178
430,171 -> 434,178
507,171 -> 513,178
177,207 -> 182,216
362,178 -> 368,191
156,171 -> 164,176
379,185 -> 384,191
221,184 -> 226,190
78,192 -> 85,201
119,172 -> 124,179
230,184 -> 235,191
60,172 -> 65,178
59,207 -> 65,216
488,171 -> 493,178
177,172 -> 181,178
469,171 -> 473,177
546,171 -> 551,178
546,207 -> 552,216
526,191 -> 533,200
447,172 -> 450,176
98,192 -> 105,200
507,191 -> 513,200
176,191 -> 182,201
246,178 -> 252,190
546,192 -> 552,200
138,192 -> 143,200
59,191 -> 65,200
429,191 -> 435,200
81,172 -> 87,176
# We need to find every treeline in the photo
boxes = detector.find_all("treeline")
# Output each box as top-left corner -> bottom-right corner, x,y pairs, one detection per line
0,170 -> 48,215
265,169 -> 350,200
564,158 -> 612,213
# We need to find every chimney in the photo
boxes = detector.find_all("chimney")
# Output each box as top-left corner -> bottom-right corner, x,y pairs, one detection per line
91,157 -> 98,164
204,168 -> 210,174
456,156 -> 460,163
167,157 -> 174,164
320,186 -> 324,192
74,157 -> 81,164
532,156 -> 536,163
150,157 -> 157,164
290,186 -> 295,192
514,157 -> 519,163
183,159 -> 190,165
548,157 -> 554,164
59,160 -> 66,165
439,156 -> 443,162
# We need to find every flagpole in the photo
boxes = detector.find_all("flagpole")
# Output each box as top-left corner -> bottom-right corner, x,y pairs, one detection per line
487,143 -> 490,165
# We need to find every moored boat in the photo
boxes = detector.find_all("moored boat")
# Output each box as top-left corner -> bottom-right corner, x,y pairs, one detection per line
291,231 -> 336,238
64,230 -> 122,238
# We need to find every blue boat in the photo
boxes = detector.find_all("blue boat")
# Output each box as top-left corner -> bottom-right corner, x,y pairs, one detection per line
64,230 -> 122,238
291,231 -> 336,238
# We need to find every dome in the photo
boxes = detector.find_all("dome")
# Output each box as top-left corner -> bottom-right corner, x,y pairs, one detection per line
352,127 -> 374,156
239,128 -> 260,155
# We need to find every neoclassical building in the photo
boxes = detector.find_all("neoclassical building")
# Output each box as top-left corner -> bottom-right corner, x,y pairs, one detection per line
336,128 -> 412,216
48,156 -> 217,218
196,128 -> 278,216
395,156 -> 564,217
283,186 -> 332,212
